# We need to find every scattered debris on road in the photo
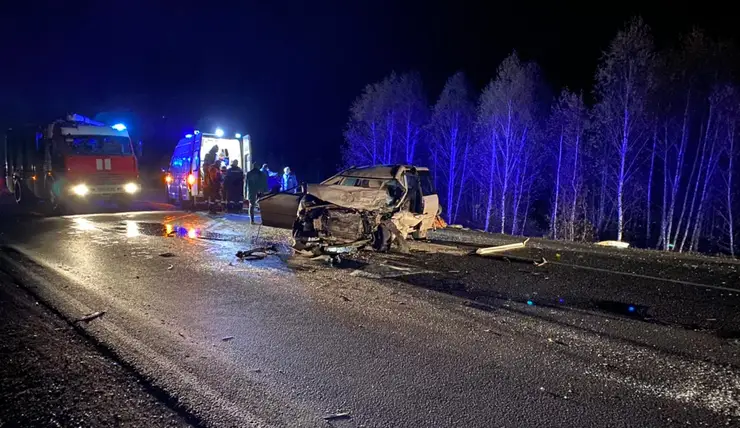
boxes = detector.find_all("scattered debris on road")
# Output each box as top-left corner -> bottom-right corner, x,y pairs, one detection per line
235,245 -> 279,261
167,264 -> 174,270
76,310 -> 106,323
158,252 -> 176,258
595,240 -> 630,249
221,336 -> 234,342
339,295 -> 352,302
547,337 -> 568,346
534,257 -> 548,267
323,411 -> 351,421
475,238 -> 530,256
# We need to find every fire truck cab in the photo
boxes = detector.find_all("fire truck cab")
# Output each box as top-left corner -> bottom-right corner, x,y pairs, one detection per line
3,114 -> 140,210
165,131 -> 251,207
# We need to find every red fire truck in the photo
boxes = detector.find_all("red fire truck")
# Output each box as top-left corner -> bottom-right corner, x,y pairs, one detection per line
3,114 -> 141,211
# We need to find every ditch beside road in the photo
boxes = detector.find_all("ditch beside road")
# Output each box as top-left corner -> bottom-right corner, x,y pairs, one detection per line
0,274 -> 194,428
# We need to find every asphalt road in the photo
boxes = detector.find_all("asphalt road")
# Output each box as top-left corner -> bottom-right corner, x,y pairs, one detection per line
0,209 -> 738,427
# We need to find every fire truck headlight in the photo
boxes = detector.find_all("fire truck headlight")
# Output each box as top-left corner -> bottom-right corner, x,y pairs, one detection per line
124,182 -> 140,194
72,184 -> 89,196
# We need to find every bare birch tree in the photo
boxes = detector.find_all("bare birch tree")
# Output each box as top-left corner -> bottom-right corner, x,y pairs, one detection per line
429,72 -> 474,224
594,17 -> 655,241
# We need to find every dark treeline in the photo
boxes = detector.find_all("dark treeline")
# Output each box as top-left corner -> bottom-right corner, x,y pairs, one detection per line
341,17 -> 740,256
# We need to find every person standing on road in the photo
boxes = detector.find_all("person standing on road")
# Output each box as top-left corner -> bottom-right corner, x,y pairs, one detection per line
205,160 -> 223,213
246,162 -> 268,224
224,159 -> 245,212
281,167 -> 298,193
203,145 -> 219,170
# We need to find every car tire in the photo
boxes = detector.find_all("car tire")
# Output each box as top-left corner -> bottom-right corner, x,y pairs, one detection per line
12,177 -> 23,204
373,224 -> 392,252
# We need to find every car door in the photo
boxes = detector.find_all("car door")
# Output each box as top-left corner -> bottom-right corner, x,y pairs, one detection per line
417,169 -> 439,231
258,192 -> 302,229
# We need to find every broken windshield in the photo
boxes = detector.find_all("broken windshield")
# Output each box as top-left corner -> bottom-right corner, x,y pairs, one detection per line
66,135 -> 133,156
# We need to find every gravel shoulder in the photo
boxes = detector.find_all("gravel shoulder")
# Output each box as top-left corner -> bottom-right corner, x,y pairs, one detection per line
0,273 -> 194,428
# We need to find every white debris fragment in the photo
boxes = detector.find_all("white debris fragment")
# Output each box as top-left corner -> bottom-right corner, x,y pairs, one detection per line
476,238 -> 530,256
323,411 -> 351,421
595,240 -> 630,249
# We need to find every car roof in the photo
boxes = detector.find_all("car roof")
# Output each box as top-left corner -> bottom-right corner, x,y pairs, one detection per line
336,164 -> 429,179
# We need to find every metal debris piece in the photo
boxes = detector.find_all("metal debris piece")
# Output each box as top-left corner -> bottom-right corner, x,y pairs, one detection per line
534,257 -> 548,267
380,264 -> 413,272
77,311 -> 106,323
323,412 -> 351,421
475,238 -> 530,256
339,295 -> 352,302
167,264 -> 174,270
159,252 -> 176,258
236,245 -> 279,261
323,245 -> 359,255
222,336 -> 234,342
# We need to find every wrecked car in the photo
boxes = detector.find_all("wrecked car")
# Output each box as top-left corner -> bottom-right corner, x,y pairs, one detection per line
258,165 -> 441,253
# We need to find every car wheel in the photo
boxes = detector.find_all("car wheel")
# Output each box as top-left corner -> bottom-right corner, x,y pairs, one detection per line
372,224 -> 392,252
12,178 -> 22,204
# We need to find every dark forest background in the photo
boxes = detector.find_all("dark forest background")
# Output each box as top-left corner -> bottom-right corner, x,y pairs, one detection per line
342,17 -> 739,256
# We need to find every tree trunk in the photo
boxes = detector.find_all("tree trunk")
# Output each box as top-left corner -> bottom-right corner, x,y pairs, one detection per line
666,94 -> 691,250
646,129 -> 657,246
551,130 -> 564,240
484,134 -> 496,232
569,134 -> 581,242
454,139 -> 469,224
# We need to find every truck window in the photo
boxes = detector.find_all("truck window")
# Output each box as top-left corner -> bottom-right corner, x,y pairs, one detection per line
67,136 -> 133,156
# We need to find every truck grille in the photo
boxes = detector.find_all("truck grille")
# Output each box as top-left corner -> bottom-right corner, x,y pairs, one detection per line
86,174 -> 134,185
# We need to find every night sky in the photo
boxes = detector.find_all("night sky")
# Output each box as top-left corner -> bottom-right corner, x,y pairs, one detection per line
1,1 -> 736,178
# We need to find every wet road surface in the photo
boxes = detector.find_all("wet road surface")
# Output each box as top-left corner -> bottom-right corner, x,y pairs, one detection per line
0,211 -> 738,427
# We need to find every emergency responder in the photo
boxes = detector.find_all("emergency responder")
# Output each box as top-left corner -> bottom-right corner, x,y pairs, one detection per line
204,145 -> 219,168
205,160 -> 223,213
246,162 -> 268,224
224,159 -> 245,212
261,164 -> 280,193
281,166 -> 298,193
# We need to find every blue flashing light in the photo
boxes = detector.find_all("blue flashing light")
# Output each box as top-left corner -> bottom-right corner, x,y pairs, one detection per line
215,128 -> 224,137
558,298 -> 565,304
194,130 -> 200,135
526,300 -> 534,306
111,123 -> 127,131
185,134 -> 193,138
628,305 -> 636,313
235,133 -> 242,139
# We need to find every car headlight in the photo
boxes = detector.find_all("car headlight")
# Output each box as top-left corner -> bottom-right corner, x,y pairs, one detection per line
124,182 -> 140,194
72,184 -> 89,196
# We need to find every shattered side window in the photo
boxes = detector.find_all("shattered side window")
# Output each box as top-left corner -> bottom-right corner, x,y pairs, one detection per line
340,177 -> 359,186
385,179 -> 404,206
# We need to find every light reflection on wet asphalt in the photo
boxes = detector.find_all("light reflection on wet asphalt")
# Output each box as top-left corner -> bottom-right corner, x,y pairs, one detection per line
61,211 -> 296,274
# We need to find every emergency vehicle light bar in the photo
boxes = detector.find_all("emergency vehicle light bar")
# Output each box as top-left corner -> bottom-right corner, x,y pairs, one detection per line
66,113 -> 106,127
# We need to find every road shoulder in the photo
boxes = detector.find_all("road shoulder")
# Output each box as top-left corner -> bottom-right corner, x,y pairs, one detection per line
0,275 -> 193,428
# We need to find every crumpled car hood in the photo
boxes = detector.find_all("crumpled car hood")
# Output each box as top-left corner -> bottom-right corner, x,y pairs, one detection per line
306,183 -> 392,212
